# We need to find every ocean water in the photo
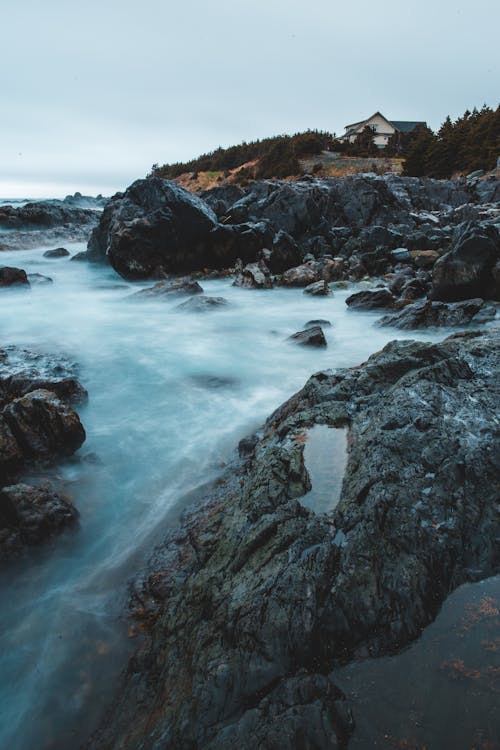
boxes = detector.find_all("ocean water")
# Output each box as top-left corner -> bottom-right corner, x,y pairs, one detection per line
0,243 -> 497,749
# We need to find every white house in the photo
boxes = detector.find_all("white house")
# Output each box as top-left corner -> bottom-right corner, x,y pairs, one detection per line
340,112 -> 426,148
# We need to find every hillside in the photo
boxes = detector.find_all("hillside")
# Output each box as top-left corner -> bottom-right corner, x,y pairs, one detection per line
150,105 -> 500,189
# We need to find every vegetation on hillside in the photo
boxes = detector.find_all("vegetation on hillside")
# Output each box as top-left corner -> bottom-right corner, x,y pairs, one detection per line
150,130 -> 336,181
403,105 -> 500,177
149,105 -> 499,185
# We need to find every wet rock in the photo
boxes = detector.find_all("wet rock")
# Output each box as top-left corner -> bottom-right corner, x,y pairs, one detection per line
345,288 -> 395,309
430,222 -> 500,301
304,319 -> 332,328
303,280 -> 331,296
391,247 -> 411,261
27,273 -> 53,285
87,329 -> 500,750
70,251 -> 90,262
0,483 -> 78,561
233,261 -> 273,289
176,295 -> 229,312
132,278 -> 203,299
378,298 -> 497,329
43,247 -> 70,258
281,264 -> 318,287
288,326 -> 327,347
0,267 -> 30,287
409,249 -> 440,269
268,230 -> 301,274
0,417 -> 23,483
3,389 -> 85,460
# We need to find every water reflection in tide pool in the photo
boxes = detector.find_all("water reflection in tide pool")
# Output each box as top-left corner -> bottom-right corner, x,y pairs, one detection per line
335,575 -> 500,750
300,424 -> 348,513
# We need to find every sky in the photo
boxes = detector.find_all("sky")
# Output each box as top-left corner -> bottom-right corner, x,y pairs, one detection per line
1,0 -> 499,198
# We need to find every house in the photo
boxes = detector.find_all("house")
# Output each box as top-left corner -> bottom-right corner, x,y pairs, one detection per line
340,112 -> 426,148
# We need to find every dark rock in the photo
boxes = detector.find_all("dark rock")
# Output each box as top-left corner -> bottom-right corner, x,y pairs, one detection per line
281,264 -> 318,287
3,389 -> 85,460
27,273 -> 53,285
430,222 -> 500,301
0,202 -> 98,230
43,247 -> 70,258
132,278 -> 203,299
209,221 -> 273,268
288,326 -> 327,347
87,330 -> 500,750
87,178 -> 219,279
391,247 -> 411,261
0,267 -> 30,287
70,251 -> 90,262
345,288 -> 395,309
268,230 -> 301,274
303,280 -> 331,296
176,295 -> 229,312
233,261 -> 273,289
379,298 -> 497,329
0,417 -> 23,484
0,483 -> 78,561
304,319 -> 332,328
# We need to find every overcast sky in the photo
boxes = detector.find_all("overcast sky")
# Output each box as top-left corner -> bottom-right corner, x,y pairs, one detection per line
1,0 -> 499,197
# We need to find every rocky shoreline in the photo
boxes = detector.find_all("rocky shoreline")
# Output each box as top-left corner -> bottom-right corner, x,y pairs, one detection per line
85,327 -> 500,749
0,346 -> 87,561
1,173 -> 499,747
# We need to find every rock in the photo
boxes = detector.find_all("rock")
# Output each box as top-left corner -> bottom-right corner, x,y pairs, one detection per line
268,230 -> 301,274
70,251 -> 90,262
391,247 -> 411,261
303,280 -> 331,296
43,247 -> 70,258
132,278 -> 203,299
233,261 -> 273,289
304,319 -> 332,329
409,249 -> 440,269
466,169 -> 484,182
87,330 -> 500,750
0,202 -> 98,230
288,326 -> 327,347
0,267 -> 30,287
345,288 -> 395,309
0,483 -> 78,561
87,178 -> 219,279
176,295 -> 229,312
378,298 -> 497,329
27,273 -> 53,285
0,417 -> 23,484
3,389 -> 86,460
281,264 -> 319,287
430,222 -> 500,301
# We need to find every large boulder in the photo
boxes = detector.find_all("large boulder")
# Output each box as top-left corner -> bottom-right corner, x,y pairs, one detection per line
86,330 -> 500,750
430,222 -> 500,301
87,178 -> 219,279
280,264 -> 319,287
132,278 -> 203,299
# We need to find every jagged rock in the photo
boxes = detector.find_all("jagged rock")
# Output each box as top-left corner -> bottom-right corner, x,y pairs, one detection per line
0,267 -> 30,287
345,288 -> 395,309
87,178 -> 219,279
3,389 -> 85,460
303,280 -> 331,296
87,330 -> 500,750
43,247 -> 70,258
268,230 -> 301,274
233,261 -> 273,289
430,222 -> 500,301
176,295 -> 229,312
132,278 -> 203,299
288,326 -> 327,347
410,249 -> 440,269
281,264 -> 318,287
0,483 -> 78,561
378,298 -> 497,329
0,417 -> 23,483
0,202 -> 98,230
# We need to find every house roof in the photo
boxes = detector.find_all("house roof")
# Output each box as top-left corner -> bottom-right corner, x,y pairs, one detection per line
389,120 -> 427,132
342,113 -> 427,137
